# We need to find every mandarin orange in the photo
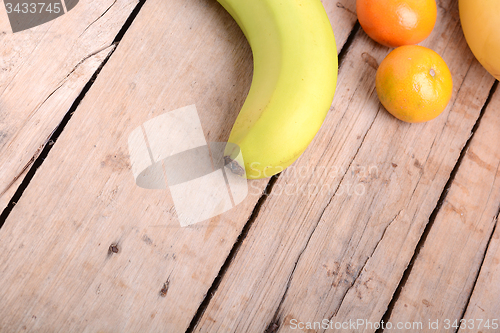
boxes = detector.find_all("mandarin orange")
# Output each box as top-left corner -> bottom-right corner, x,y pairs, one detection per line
357,0 -> 437,48
376,45 -> 453,123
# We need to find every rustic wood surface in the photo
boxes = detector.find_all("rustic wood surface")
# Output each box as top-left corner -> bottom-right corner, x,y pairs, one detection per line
195,0 -> 498,332
386,87 -> 500,332
0,0 -> 498,332
0,0 -> 356,331
459,214 -> 500,333
0,0 -> 139,212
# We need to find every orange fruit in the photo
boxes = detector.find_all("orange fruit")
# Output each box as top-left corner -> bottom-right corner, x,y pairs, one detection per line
357,0 -> 437,48
376,45 -> 453,123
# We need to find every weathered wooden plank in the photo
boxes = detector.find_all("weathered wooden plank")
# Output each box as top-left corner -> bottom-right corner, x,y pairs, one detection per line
0,0 -> 139,212
194,0 -> 498,332
0,0 -> 357,331
385,87 -> 500,332
459,214 -> 500,333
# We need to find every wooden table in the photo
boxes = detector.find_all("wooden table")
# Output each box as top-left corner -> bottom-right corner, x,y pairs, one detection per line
1,0 -> 499,332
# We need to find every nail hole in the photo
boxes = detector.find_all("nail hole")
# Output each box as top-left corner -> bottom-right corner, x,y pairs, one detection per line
108,243 -> 119,254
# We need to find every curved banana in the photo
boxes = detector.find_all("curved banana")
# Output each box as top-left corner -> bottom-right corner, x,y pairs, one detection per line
220,0 -> 338,179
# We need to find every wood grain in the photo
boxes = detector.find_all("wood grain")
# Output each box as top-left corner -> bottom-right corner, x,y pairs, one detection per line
194,0 -> 498,332
386,87 -> 500,332
455,92 -> 500,333
459,215 -> 500,333
0,0 -> 357,331
0,0 -> 138,212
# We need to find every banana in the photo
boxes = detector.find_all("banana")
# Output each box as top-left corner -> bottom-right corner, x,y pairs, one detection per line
220,0 -> 338,179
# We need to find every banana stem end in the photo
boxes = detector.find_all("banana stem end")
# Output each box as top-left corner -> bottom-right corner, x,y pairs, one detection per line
224,155 -> 246,177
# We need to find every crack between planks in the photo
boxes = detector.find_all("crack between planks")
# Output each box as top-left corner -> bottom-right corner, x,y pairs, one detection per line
4,78 -> 66,153
0,0 -> 149,229
0,44 -> 115,205
0,49 -> 116,228
112,0 -> 146,43
185,174 -> 280,333
377,80 -> 499,333
2,30 -> 119,156
0,129 -> 56,200
337,21 -> 360,70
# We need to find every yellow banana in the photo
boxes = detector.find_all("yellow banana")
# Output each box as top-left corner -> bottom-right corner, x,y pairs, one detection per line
220,0 -> 338,179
